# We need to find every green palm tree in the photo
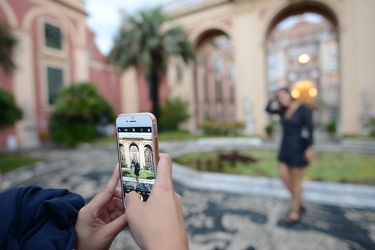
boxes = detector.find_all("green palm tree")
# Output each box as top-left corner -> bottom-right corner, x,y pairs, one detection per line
109,7 -> 194,123
0,21 -> 17,73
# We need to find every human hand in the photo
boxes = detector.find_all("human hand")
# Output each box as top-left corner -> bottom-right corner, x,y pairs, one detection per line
304,147 -> 314,161
75,165 -> 127,250
125,153 -> 188,250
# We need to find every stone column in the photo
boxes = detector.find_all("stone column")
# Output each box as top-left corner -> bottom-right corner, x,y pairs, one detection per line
13,29 -> 40,148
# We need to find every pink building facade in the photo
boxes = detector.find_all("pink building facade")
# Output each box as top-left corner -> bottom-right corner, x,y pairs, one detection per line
0,0 -> 123,149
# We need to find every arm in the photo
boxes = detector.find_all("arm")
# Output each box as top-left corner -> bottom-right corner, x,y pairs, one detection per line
303,105 -> 314,161
265,99 -> 282,115
303,105 -> 314,146
125,154 -> 189,250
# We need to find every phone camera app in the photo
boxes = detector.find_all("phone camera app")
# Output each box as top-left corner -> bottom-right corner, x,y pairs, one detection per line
118,126 -> 155,201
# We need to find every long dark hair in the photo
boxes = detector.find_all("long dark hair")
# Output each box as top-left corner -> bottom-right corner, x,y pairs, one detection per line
276,87 -> 295,109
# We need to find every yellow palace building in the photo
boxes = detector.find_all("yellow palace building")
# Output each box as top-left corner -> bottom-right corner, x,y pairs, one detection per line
155,0 -> 375,136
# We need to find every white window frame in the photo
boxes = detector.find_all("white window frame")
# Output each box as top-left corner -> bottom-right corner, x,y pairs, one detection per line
40,18 -> 67,58
41,61 -> 69,108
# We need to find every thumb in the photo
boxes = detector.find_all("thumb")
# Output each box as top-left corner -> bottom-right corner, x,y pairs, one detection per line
125,191 -> 144,223
124,191 -> 143,209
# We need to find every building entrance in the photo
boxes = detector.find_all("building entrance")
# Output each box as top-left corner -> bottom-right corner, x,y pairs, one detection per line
266,10 -> 339,128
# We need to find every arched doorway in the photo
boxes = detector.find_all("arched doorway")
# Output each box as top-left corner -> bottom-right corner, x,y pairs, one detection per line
144,145 -> 153,170
129,143 -> 139,165
266,4 -> 339,128
119,143 -> 126,167
194,29 -> 236,127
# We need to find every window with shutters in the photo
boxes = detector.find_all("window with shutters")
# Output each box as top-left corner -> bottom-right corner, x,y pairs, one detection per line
44,23 -> 62,50
47,67 -> 64,104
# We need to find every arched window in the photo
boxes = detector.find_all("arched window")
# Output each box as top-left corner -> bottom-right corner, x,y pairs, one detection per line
144,145 -> 153,170
195,30 -> 235,125
119,144 -> 126,167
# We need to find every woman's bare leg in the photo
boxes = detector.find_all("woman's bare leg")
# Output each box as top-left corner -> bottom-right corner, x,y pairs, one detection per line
288,167 -> 304,221
278,162 -> 293,195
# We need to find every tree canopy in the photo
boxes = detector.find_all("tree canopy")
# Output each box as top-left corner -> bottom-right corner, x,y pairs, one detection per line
0,21 -> 17,73
0,22 -> 20,131
109,7 -> 195,121
49,83 -> 114,147
0,88 -> 22,130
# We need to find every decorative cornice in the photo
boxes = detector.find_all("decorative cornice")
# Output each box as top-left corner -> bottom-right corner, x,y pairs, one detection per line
55,0 -> 87,15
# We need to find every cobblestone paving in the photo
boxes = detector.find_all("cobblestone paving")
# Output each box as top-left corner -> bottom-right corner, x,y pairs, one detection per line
2,144 -> 375,250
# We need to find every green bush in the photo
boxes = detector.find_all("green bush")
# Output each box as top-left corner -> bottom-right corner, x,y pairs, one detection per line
0,21 -> 17,73
201,120 -> 220,135
49,83 -> 114,147
0,88 -> 22,130
264,122 -> 274,135
369,117 -> 375,137
160,98 -> 190,131
201,120 -> 245,135
325,120 -> 336,133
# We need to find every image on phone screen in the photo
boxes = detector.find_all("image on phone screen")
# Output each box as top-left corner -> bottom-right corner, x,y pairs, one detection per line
117,126 -> 156,201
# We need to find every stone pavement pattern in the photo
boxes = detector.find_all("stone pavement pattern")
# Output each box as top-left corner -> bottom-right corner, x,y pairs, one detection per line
2,144 -> 375,250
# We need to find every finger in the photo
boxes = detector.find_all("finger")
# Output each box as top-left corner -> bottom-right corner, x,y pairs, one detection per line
90,164 -> 121,209
114,188 -> 123,199
154,153 -> 173,189
102,213 -> 127,237
105,197 -> 125,213
175,192 -> 182,206
113,207 -> 125,217
124,192 -> 145,228
109,208 -> 125,221
124,191 -> 146,216
100,198 -> 124,224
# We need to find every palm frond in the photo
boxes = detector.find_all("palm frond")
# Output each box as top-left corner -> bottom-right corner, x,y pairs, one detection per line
108,6 -> 194,74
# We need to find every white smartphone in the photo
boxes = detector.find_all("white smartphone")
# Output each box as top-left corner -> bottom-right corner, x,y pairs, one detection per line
115,113 -> 159,204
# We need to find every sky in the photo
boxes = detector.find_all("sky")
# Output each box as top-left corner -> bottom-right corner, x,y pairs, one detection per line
85,0 -> 168,56
276,13 -> 324,30
85,1 -> 325,56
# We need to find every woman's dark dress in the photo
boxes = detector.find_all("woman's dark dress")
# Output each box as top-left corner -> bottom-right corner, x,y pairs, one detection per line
134,162 -> 140,176
266,100 -> 314,168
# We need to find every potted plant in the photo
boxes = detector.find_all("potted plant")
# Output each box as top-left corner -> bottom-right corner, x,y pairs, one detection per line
369,117 -> 375,137
264,122 -> 275,138
325,120 -> 336,139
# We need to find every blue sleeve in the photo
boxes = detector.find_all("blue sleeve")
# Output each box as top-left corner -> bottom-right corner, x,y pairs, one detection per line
0,186 -> 85,250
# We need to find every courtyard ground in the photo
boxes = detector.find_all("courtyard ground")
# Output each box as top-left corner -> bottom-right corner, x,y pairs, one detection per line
1,139 -> 375,250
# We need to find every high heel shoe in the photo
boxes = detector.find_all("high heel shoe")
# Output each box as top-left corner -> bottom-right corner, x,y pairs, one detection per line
285,209 -> 301,225
288,205 -> 306,213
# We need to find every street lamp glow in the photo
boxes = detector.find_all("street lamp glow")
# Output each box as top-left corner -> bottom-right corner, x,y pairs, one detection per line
298,54 -> 310,64
309,87 -> 318,97
291,89 -> 300,98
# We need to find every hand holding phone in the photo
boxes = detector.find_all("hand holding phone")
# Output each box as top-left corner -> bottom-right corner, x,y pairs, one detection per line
125,154 -> 189,250
116,113 -> 159,205
75,165 -> 126,250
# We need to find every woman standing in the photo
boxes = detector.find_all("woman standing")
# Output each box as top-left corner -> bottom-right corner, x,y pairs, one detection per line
266,87 -> 314,224
133,158 -> 140,186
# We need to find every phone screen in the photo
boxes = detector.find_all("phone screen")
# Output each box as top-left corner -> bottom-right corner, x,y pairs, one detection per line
117,126 -> 156,201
